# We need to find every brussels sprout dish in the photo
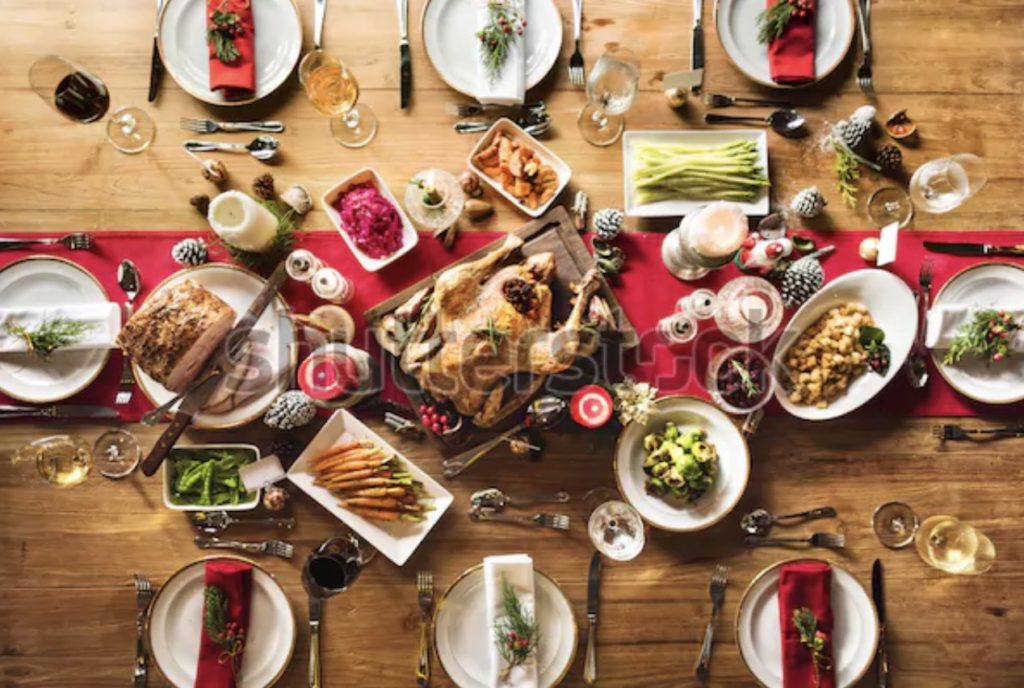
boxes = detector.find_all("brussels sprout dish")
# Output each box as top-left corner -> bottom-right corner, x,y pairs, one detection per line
642,422 -> 718,503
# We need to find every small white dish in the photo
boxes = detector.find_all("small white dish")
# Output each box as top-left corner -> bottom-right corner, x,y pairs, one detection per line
615,396 -> 750,533
716,0 -> 855,88
421,0 -> 562,97
147,556 -> 296,688
623,129 -> 770,218
162,443 -> 261,512
434,565 -> 577,688
321,168 -> 419,273
157,0 -> 302,106
735,559 -> 879,688
468,118 -> 571,218
286,409 -> 453,566
772,269 -> 917,421
930,262 -> 1024,404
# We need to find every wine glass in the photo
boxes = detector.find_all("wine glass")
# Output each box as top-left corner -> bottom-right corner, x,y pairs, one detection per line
867,187 -> 914,228
577,47 -> 640,146
909,154 -> 987,214
872,501 -> 919,549
13,435 -> 93,487
302,530 -> 376,597
583,488 -> 646,561
713,276 -> 784,344
29,55 -> 155,154
915,515 -> 995,575
300,53 -> 378,148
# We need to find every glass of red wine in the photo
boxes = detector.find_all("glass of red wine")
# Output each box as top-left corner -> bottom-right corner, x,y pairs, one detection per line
29,55 -> 155,154
302,529 -> 376,598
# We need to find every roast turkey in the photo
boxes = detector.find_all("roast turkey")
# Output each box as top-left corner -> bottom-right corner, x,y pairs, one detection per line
117,279 -> 236,393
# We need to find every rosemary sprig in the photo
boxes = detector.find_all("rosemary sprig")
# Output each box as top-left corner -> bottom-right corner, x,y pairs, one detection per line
943,309 -> 1021,365
207,7 -> 244,64
833,138 -> 861,207
3,318 -> 94,359
729,359 -> 761,399
203,585 -> 246,676
473,316 -> 509,355
792,607 -> 831,687
756,0 -> 796,44
494,575 -> 540,682
476,1 -> 526,82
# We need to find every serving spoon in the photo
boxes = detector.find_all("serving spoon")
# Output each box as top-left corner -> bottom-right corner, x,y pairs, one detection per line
704,109 -> 807,138
184,135 -> 280,161
740,506 -> 838,536
470,487 -> 571,513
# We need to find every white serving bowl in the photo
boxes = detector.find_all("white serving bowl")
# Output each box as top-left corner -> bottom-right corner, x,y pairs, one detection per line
162,443 -> 261,512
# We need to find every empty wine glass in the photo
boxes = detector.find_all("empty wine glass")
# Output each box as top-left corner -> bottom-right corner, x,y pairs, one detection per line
577,47 -> 640,146
873,501 -> 919,549
583,488 -> 646,561
867,187 -> 914,228
29,55 -> 155,154
909,154 -> 987,214
300,52 -> 378,148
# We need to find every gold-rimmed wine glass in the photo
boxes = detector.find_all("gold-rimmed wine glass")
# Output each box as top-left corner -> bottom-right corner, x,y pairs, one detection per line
300,53 -> 378,148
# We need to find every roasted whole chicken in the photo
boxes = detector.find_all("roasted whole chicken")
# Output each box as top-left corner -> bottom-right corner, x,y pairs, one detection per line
375,236 -> 614,427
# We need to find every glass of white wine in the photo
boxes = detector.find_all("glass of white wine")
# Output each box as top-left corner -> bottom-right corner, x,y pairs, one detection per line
583,487 -> 646,562
300,53 -> 378,148
13,435 -> 93,488
577,47 -> 640,147
908,154 -> 987,214
915,515 -> 995,575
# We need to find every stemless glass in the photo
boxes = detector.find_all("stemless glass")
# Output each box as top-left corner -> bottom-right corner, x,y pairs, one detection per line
867,187 -> 914,228
301,53 -> 378,148
577,47 -> 640,146
302,530 -> 377,598
29,55 -> 155,154
713,276 -> 784,344
909,154 -> 987,214
915,515 -> 995,575
873,501 -> 919,549
583,488 -> 646,561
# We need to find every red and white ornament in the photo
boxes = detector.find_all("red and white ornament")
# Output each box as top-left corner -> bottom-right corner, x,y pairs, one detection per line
737,232 -> 794,274
570,385 -> 614,429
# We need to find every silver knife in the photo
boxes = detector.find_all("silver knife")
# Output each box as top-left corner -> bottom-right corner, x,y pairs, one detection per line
309,595 -> 324,688
397,0 -> 411,109
923,240 -> 1024,257
584,551 -> 602,685
0,404 -> 120,420
691,0 -> 704,92
872,559 -> 889,688
148,0 -> 165,102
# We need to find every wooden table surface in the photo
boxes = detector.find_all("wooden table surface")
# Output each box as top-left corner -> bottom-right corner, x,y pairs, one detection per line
1,0 -> 1023,686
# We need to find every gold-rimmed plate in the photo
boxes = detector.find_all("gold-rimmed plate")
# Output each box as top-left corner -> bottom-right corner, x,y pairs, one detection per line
433,564 -> 577,688
0,256 -> 113,403
735,558 -> 878,688
147,556 -> 296,688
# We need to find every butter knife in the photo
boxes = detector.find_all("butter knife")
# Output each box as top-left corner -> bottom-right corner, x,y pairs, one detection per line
584,551 -> 602,685
0,404 -> 119,420
872,559 -> 890,688
148,0 -> 165,102
397,0 -> 411,108
923,240 -> 1024,257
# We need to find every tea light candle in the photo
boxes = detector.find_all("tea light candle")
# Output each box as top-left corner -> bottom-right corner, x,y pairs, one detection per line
207,191 -> 278,252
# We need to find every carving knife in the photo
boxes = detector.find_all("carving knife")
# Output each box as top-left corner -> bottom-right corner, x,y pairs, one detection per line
664,0 -> 705,93
923,240 -> 1024,257
397,0 -> 411,109
148,0 -> 165,102
139,262 -> 288,476
584,551 -> 602,685
872,559 -> 890,688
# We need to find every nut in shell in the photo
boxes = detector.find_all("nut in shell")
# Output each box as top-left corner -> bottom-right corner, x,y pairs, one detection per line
459,170 -> 483,198
858,237 -> 880,264
664,88 -> 688,109
280,184 -> 313,215
201,158 -> 228,184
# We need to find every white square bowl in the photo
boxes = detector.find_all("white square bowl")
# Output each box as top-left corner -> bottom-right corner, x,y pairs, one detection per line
163,443 -> 261,512
622,129 -> 770,217
321,168 -> 419,272
467,118 -> 572,218
286,409 -> 454,566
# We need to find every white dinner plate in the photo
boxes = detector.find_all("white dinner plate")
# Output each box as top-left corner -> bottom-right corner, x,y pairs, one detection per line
0,257 -> 113,404
287,409 -> 453,566
716,0 -> 855,88
134,264 -> 295,430
772,269 -> 917,421
434,565 -> 577,688
422,0 -> 562,97
736,559 -> 879,688
615,396 -> 750,533
930,262 -> 1024,404
147,557 -> 296,688
158,0 -> 302,106
622,129 -> 770,218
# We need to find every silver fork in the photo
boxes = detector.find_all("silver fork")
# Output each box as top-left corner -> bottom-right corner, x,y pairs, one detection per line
855,0 -> 874,97
469,510 -> 570,531
115,260 -> 141,406
568,0 -> 585,87
905,259 -> 933,389
179,117 -> 285,134
694,564 -> 729,683
194,535 -> 295,559
416,571 -> 434,687
744,532 -> 846,549
133,574 -> 153,688
0,233 -> 94,251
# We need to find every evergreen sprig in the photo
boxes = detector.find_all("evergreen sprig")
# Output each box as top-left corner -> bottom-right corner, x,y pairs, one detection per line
203,584 -> 247,676
476,1 -> 526,81
207,7 -> 243,64
3,318 -> 94,359
214,199 -> 302,272
729,359 -> 761,399
493,576 -> 540,682
473,316 -> 509,355
792,607 -> 831,687
756,0 -> 796,44
832,138 -> 861,207
943,309 -> 1022,365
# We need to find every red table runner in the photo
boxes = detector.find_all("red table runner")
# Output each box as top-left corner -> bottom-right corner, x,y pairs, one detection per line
0,228 -> 1021,420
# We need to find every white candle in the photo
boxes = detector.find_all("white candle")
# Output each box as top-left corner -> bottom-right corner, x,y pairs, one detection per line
207,191 -> 279,252
689,202 -> 749,259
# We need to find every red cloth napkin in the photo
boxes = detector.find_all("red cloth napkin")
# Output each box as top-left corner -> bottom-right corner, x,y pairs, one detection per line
207,0 -> 255,95
778,561 -> 835,688
768,0 -> 815,84
196,559 -> 253,688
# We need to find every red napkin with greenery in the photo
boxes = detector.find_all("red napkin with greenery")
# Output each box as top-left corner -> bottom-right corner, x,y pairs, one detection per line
207,0 -> 255,95
766,0 -> 816,84
778,561 -> 835,688
196,559 -> 253,688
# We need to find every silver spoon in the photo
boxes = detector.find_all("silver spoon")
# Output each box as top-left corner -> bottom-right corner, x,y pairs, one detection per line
184,135 -> 280,161
441,396 -> 567,478
470,487 -> 570,513
740,506 -> 838,536
704,109 -> 807,138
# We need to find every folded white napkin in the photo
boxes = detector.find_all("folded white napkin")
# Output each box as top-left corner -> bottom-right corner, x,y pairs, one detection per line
484,553 -> 538,688
476,0 -> 526,106
925,305 -> 1024,350
0,303 -> 121,354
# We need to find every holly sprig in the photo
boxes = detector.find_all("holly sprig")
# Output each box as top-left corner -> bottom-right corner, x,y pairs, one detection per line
3,318 -> 93,359
858,325 -> 891,375
757,0 -> 816,44
476,1 -> 527,81
792,607 -> 832,687
207,3 -> 246,64
493,576 -> 540,682
203,585 -> 247,676
943,309 -> 1022,365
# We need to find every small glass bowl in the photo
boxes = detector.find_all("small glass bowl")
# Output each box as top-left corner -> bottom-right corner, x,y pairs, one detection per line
94,429 -> 140,479
705,346 -> 776,415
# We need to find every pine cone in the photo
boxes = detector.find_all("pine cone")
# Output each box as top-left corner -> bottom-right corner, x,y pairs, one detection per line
189,194 -> 211,216
876,144 -> 903,174
268,437 -> 301,463
835,117 -> 872,154
592,208 -> 625,241
263,390 -> 317,430
171,238 -> 208,267
790,186 -> 827,219
781,256 -> 825,307
252,173 -> 276,201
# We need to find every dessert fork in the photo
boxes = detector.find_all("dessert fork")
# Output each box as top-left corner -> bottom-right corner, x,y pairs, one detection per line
933,424 -> 1024,441
905,259 -> 933,389
194,535 -> 295,559
416,571 -> 434,687
694,564 -> 729,682
703,93 -> 793,108
469,509 -> 570,531
179,117 -> 285,134
744,532 -> 846,549
0,233 -> 93,251
568,0 -> 585,87
133,574 -> 153,688
855,0 -> 875,97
